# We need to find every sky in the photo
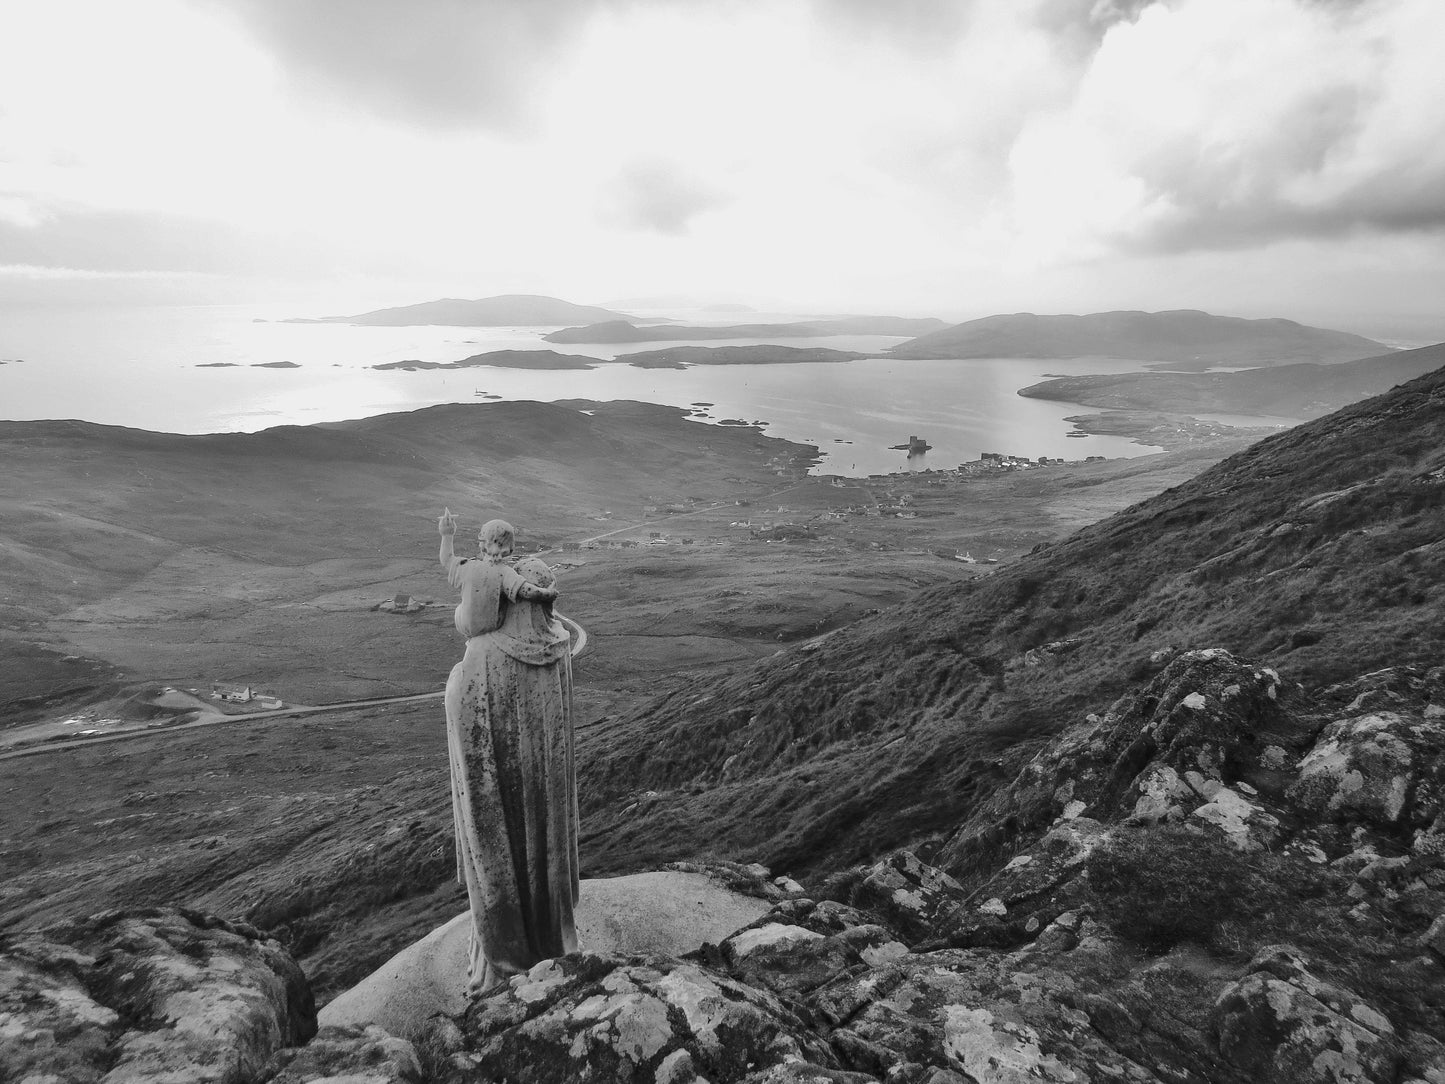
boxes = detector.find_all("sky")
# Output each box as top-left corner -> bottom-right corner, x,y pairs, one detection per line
2,0 -> 1443,336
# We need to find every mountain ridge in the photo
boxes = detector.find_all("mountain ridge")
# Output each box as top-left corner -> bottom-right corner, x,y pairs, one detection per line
891,308 -> 1390,367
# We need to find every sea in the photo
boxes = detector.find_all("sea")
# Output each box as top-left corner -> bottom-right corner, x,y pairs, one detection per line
0,302 -> 1226,477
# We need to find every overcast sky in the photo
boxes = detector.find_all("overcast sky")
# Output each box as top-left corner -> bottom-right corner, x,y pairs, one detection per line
2,0 -> 1443,333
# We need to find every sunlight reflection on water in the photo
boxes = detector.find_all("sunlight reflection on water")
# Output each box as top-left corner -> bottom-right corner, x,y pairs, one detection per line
0,305 -> 1178,475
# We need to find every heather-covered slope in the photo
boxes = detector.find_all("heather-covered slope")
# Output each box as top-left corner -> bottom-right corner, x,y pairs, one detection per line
580,365 -> 1445,876
891,308 -> 1387,366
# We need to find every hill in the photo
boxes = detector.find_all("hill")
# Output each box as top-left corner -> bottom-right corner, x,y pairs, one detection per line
373,350 -> 599,370
286,294 -> 629,327
544,316 -> 944,343
578,363 -> 1445,877
890,308 -> 1388,367
1020,340 -> 1445,418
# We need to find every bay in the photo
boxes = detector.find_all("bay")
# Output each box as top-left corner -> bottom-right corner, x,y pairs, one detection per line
0,303 -> 1169,476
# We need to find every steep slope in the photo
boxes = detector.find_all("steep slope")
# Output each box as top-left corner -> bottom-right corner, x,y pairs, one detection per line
891,308 -> 1388,366
1021,340 -> 1445,419
290,294 -> 628,327
579,365 -> 1445,876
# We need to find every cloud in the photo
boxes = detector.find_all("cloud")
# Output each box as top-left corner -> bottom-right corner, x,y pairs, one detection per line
0,204 -> 345,277
595,161 -> 727,235
812,0 -> 975,48
206,0 -> 605,131
1004,0 -> 1445,262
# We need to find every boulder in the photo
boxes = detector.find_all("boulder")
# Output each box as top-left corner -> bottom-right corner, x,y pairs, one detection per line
1212,945 -> 1401,1084
1288,712 -> 1445,829
712,900 -> 907,1002
441,952 -> 842,1084
0,907 -> 314,1084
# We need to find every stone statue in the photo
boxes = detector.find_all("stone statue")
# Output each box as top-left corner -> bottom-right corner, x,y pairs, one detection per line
438,511 -> 579,995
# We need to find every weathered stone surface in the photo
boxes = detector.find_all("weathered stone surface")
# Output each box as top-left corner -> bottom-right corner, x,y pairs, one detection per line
1212,945 -> 1402,1084
264,1023 -> 422,1083
1289,712 -> 1445,828
0,907 -> 315,1084
445,952 -> 842,1084
715,907 -> 907,1003
851,851 -> 968,942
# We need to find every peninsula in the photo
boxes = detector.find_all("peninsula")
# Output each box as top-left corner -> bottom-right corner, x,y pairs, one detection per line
1019,340 -> 1445,418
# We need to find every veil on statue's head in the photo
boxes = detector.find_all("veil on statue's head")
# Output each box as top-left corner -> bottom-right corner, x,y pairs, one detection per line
479,519 -> 514,558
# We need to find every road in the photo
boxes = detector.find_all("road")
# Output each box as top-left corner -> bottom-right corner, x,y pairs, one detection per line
0,615 -> 588,764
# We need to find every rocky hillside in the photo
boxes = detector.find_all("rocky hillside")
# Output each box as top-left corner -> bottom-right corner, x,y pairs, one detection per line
9,648 -> 1443,1082
579,364 -> 1445,876
890,309 -> 1387,366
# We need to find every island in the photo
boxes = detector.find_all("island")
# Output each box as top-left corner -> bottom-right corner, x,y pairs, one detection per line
252,361 -> 301,369
625,346 -> 869,368
544,315 -> 946,343
373,350 -> 599,371
285,294 -> 630,327
889,309 -> 1388,367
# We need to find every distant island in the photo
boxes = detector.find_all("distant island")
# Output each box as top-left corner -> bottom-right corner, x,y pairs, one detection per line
544,316 -> 946,343
373,350 -> 598,371
1019,341 -> 1445,419
625,346 -> 869,368
252,361 -> 300,369
889,309 -> 1388,367
285,294 -> 630,327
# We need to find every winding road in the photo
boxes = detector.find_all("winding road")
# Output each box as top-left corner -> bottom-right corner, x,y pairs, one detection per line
0,615 -> 588,764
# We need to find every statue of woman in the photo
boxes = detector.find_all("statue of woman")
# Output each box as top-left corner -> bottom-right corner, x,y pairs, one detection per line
438,511 -> 579,995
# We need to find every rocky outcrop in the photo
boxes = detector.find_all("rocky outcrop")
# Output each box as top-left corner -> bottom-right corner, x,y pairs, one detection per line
1212,946 -> 1401,1084
437,953 -> 844,1083
263,1024 -> 422,1083
0,907 -> 315,1083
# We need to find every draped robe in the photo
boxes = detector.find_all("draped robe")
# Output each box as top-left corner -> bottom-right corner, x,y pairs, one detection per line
444,555 -> 578,994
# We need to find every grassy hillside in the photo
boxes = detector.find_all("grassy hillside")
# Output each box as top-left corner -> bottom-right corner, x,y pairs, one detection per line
0,401 -> 816,714
1020,340 -> 1445,418
891,308 -> 1387,366
579,364 -> 1445,877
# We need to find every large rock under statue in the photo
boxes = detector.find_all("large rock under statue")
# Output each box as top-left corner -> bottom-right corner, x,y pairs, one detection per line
319,871 -> 772,1036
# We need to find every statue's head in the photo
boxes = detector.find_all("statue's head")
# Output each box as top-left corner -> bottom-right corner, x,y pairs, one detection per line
515,556 -> 556,588
478,519 -> 514,559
